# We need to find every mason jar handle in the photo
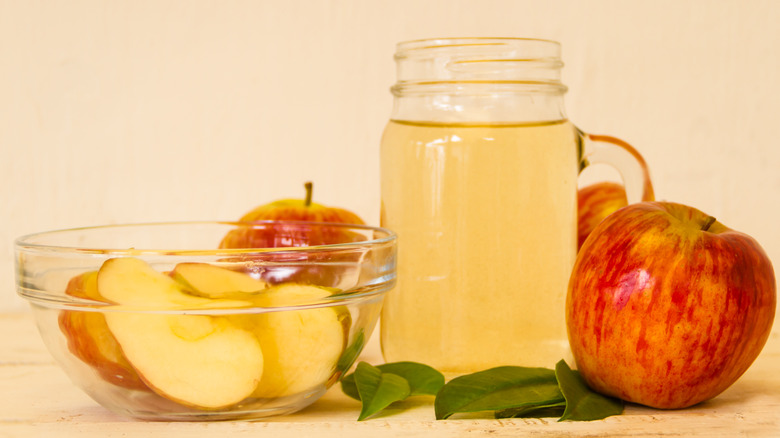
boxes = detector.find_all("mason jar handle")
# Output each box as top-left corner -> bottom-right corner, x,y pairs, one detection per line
580,132 -> 655,204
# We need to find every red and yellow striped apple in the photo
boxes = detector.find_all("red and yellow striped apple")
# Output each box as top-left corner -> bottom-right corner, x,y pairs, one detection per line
219,182 -> 366,286
567,201 -> 776,409
219,181 -> 365,249
577,140 -> 655,251
577,182 -> 627,251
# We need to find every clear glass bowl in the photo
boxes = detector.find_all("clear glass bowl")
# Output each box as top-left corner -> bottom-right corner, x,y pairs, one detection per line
15,221 -> 396,421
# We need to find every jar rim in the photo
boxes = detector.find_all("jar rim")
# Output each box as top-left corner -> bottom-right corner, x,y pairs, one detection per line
391,80 -> 568,96
392,37 -> 564,88
395,37 -> 561,59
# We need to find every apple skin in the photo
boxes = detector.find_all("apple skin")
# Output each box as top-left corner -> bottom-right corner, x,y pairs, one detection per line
219,182 -> 366,286
220,221 -> 365,249
577,182 -> 627,251
567,201 -> 776,409
236,181 -> 364,225
219,181 -> 365,249
57,272 -> 148,391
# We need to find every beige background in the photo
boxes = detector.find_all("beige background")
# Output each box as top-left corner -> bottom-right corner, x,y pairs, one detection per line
1,0 -> 779,314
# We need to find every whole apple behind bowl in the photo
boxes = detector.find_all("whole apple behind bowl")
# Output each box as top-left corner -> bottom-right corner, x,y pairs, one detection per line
220,181 -> 365,249
567,201 -> 776,409
219,182 -> 367,287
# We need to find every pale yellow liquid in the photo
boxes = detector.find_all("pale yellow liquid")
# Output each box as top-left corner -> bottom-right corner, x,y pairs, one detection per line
380,119 -> 579,373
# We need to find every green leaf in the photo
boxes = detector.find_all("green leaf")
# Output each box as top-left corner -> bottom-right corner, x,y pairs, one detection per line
354,362 -> 411,421
495,402 -> 566,419
434,366 -> 565,420
341,360 -> 444,401
373,362 -> 444,396
341,372 -> 361,401
336,329 -> 365,372
555,360 -> 624,421
336,331 -> 366,402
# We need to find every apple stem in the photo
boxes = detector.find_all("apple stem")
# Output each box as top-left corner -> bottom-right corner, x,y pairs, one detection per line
304,181 -> 313,207
701,216 -> 717,232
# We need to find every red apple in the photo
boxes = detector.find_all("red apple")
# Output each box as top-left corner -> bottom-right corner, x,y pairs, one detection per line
237,181 -> 364,224
577,182 -> 627,251
567,201 -> 776,409
219,181 -> 365,249
219,182 -> 367,286
577,139 -> 655,252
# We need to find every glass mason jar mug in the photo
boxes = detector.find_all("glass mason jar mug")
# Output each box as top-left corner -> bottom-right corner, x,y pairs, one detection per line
379,37 -> 653,373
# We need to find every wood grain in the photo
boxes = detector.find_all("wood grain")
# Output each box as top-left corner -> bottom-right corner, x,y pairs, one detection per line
1,312 -> 777,437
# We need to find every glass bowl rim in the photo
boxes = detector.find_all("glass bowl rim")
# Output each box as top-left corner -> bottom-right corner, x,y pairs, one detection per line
15,220 -> 396,313
14,220 -> 397,256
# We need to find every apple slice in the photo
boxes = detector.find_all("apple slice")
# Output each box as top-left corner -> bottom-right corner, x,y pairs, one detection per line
164,260 -> 347,399
244,284 -> 348,398
105,313 -> 264,409
97,257 -> 220,309
58,271 -> 148,390
98,257 -> 265,409
171,262 -> 270,299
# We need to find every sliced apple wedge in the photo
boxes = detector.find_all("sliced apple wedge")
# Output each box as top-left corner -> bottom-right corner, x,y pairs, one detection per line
105,313 -> 264,409
171,262 -> 270,299
245,284 -> 349,398
97,257 -> 221,309
58,271 -> 148,390
98,257 -> 265,409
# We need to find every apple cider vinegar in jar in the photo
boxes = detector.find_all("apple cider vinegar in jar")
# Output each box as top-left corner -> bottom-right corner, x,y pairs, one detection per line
379,38 -> 653,373
381,120 -> 578,371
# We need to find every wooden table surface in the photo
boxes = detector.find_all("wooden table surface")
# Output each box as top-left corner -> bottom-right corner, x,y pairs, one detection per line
1,311 -> 778,437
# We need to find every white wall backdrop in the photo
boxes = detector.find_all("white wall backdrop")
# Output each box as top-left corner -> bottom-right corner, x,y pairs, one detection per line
2,0 -> 779,314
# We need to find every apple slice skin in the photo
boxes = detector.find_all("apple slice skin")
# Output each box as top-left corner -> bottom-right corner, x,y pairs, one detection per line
57,272 -> 148,391
568,201 -> 776,409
